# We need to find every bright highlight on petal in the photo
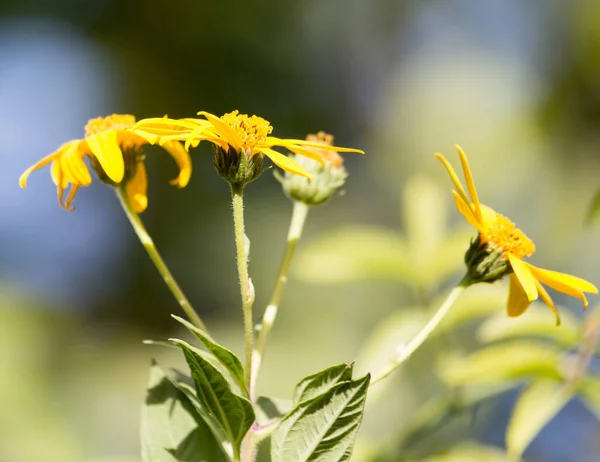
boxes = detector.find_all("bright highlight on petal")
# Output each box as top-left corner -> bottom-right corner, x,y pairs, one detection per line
436,145 -> 597,322
20,114 -> 193,212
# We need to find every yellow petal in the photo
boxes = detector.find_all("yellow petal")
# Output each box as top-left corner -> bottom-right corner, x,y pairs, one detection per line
525,263 -> 596,308
478,203 -> 498,230
508,254 -> 538,302
455,145 -> 483,224
435,153 -> 471,210
19,140 -> 79,188
507,273 -> 531,317
51,159 -> 68,188
63,184 -> 80,211
162,141 -> 192,188
126,162 -> 148,213
61,142 -> 92,186
85,130 -> 125,183
198,111 -> 242,150
535,280 -> 561,326
257,147 -> 313,179
268,136 -> 365,154
277,143 -> 327,165
451,190 -> 484,233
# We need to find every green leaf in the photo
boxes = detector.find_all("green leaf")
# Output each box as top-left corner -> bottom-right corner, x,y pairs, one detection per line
437,341 -> 562,387
506,378 -> 573,459
173,340 -> 255,459
477,307 -> 581,347
579,376 -> 600,421
141,361 -> 228,462
271,373 -> 370,462
293,363 -> 353,405
172,315 -> 247,396
294,227 -> 415,284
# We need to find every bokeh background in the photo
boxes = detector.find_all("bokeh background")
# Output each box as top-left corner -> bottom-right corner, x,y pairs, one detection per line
2,0 -> 600,461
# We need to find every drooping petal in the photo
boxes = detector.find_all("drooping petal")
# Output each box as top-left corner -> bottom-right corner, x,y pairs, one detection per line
162,141 -> 192,188
61,141 -> 92,186
63,184 -> 80,211
51,159 -> 68,188
451,190 -> 485,233
257,147 -> 313,179
507,273 -> 531,317
85,130 -> 125,183
508,254 -> 538,302
455,145 -> 483,224
535,280 -> 561,326
126,162 -> 148,213
198,111 -> 242,150
525,263 -> 596,308
435,153 -> 471,213
19,140 -> 79,188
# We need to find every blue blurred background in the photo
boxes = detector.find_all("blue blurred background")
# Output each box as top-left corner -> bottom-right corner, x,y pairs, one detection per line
2,0 -> 600,461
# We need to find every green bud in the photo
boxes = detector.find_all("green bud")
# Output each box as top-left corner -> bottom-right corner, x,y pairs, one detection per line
213,145 -> 264,188
275,132 -> 347,205
464,234 -> 512,284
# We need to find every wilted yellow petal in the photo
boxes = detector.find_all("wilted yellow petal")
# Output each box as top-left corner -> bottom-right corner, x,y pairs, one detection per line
162,141 -> 192,188
507,273 -> 531,317
85,130 -> 125,183
19,140 -> 79,188
508,254 -> 538,302
61,142 -> 92,186
126,162 -> 148,213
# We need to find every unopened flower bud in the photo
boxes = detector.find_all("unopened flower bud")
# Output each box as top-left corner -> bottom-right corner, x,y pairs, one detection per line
275,131 -> 348,205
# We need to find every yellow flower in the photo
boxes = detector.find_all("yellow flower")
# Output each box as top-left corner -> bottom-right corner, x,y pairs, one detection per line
436,145 -> 597,324
19,114 -> 191,213
131,110 -> 364,180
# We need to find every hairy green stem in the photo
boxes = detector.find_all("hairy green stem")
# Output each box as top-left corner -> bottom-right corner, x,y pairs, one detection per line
370,277 -> 471,385
251,201 -> 310,398
115,186 -> 207,331
230,185 -> 255,392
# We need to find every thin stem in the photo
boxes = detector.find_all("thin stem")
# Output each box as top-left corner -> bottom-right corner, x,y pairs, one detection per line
230,184 -> 254,392
370,276 -> 471,385
251,201 -> 310,397
115,186 -> 207,331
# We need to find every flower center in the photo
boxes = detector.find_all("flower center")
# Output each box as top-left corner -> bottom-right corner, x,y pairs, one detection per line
306,131 -> 343,168
85,114 -> 145,151
221,110 -> 273,151
483,213 -> 536,260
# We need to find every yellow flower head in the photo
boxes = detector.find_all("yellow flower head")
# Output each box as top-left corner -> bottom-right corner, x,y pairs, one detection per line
436,145 -> 598,324
131,110 -> 364,181
19,114 -> 192,213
